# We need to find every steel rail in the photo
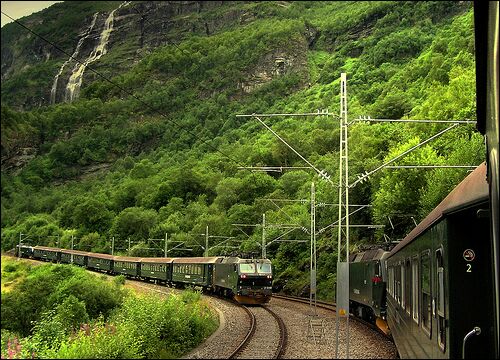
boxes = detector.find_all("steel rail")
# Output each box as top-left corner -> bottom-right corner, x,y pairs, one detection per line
228,305 -> 256,359
263,305 -> 288,359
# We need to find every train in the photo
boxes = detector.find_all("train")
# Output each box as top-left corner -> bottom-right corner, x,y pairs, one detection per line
350,162 -> 495,358
349,2 -> 499,358
15,245 -> 273,305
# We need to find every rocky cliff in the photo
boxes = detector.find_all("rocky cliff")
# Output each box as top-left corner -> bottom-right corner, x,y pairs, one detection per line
2,1 -> 309,110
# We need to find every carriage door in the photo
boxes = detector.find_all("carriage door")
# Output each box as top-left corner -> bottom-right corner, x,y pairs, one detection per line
436,248 -> 446,352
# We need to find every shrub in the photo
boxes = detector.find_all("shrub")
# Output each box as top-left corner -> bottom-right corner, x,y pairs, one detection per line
113,275 -> 126,286
111,292 -> 218,358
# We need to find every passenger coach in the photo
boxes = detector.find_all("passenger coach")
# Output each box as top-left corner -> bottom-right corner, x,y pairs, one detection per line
385,163 -> 495,358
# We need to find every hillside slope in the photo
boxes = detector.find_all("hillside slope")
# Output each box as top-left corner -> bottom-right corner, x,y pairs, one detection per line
1,1 -> 481,298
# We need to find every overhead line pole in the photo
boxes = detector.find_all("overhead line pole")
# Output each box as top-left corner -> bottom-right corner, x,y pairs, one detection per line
262,214 -> 266,259
336,72 -> 350,359
310,182 -> 317,315
165,233 -> 168,257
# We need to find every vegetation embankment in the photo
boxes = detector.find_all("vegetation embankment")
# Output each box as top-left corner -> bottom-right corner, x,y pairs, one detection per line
0,256 -> 218,359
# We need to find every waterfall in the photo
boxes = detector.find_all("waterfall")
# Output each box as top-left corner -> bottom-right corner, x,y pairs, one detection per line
64,1 -> 130,103
50,13 -> 98,105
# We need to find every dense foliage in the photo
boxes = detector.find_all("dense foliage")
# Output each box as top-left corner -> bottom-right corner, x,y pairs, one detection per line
0,257 -> 218,358
1,1 -> 482,299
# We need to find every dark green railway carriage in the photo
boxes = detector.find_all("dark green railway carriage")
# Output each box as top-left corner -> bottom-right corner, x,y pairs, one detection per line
60,249 -> 88,266
386,163 -> 496,359
171,257 -> 222,287
33,246 -> 60,262
139,257 -> 173,282
86,253 -> 114,272
349,249 -> 389,321
113,256 -> 141,277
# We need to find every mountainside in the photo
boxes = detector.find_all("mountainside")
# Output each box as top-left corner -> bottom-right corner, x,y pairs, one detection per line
1,1 -> 481,298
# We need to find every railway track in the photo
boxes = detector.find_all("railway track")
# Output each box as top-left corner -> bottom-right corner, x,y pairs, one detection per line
272,293 -> 392,340
229,305 -> 287,359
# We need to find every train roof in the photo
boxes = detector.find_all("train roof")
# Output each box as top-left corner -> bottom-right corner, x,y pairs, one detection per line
172,257 -> 224,264
389,163 -> 488,256
86,252 -> 115,260
113,256 -> 142,262
350,248 -> 390,262
33,245 -> 61,251
60,249 -> 90,256
139,257 -> 175,263
220,257 -> 272,264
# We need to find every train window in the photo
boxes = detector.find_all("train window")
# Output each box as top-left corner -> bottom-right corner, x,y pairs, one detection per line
421,251 -> 432,337
240,263 -> 256,273
388,266 -> 394,296
405,259 -> 411,314
401,263 -> 405,308
395,264 -> 401,304
412,256 -> 419,323
257,263 -> 272,274
436,249 -> 446,352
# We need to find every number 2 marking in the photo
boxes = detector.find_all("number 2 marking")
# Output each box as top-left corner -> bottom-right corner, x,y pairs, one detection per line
466,264 -> 472,273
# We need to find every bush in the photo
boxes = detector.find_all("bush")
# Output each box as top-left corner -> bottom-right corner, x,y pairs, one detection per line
113,275 -> 126,286
1,264 -> 126,337
35,316 -> 141,359
111,292 -> 218,358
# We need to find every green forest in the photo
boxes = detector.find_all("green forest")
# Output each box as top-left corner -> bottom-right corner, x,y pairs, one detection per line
1,1 -> 481,299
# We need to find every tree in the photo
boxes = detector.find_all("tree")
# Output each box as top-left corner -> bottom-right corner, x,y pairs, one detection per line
111,207 -> 159,242
73,198 -> 114,234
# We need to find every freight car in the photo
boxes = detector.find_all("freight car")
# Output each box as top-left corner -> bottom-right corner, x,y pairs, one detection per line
14,246 -> 272,305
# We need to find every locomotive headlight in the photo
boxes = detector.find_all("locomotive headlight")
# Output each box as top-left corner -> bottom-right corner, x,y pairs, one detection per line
240,274 -> 247,279
267,275 -> 272,279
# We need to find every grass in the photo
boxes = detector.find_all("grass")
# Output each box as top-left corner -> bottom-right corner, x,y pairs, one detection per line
0,255 -> 33,293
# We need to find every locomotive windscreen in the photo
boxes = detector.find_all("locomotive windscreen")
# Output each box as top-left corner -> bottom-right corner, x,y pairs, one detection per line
239,262 -> 272,274
239,263 -> 256,273
257,263 -> 272,274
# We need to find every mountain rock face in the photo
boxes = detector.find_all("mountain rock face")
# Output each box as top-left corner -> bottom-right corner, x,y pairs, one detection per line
1,0 -> 312,171
3,1 -> 279,109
